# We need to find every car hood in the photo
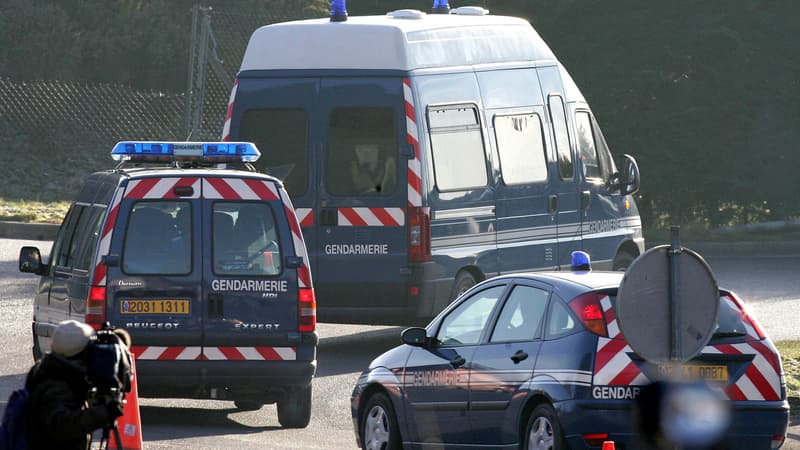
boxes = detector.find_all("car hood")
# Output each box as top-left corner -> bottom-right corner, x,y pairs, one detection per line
368,344 -> 412,371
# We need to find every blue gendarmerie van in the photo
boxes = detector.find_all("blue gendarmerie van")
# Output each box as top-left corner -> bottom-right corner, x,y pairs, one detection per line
222,3 -> 644,325
19,142 -> 317,427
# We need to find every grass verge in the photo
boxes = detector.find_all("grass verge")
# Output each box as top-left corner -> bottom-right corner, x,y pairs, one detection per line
776,340 -> 800,418
0,198 -> 70,224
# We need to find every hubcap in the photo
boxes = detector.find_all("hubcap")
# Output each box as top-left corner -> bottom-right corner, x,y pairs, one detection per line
528,416 -> 555,450
364,405 -> 391,450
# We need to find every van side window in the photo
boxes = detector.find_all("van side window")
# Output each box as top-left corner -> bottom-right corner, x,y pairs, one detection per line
72,206 -> 105,272
240,109 -> 309,197
52,205 -> 85,269
123,201 -> 192,275
428,105 -> 487,191
547,95 -> 573,180
591,115 -> 617,183
213,202 -> 282,276
326,108 -> 397,196
576,111 -> 602,179
494,114 -> 548,185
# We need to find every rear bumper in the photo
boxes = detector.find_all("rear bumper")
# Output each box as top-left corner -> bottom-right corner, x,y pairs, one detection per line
137,359 -> 316,400
558,398 -> 789,450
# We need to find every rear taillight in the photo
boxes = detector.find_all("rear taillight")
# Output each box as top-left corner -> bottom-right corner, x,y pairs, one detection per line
771,435 -> 785,449
569,292 -> 608,337
582,433 -> 609,447
86,286 -> 107,329
298,288 -> 316,333
725,291 -> 766,339
408,206 -> 431,263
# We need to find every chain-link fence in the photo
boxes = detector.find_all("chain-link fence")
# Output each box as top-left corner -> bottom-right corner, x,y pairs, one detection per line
0,4 -> 303,202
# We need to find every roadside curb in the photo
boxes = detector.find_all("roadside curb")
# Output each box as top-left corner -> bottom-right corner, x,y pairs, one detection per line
0,221 -> 59,241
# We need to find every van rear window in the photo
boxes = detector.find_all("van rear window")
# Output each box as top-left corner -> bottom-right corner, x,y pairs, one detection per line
240,109 -> 309,197
213,202 -> 282,276
122,201 -> 192,275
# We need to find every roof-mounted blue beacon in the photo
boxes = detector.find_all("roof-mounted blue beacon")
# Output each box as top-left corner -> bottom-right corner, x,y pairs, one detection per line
431,0 -> 451,14
571,251 -> 592,271
111,141 -> 261,165
330,0 -> 347,22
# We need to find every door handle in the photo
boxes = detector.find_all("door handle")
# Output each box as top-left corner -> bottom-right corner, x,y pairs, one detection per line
449,355 -> 466,368
548,195 -> 557,214
581,190 -> 591,210
208,293 -> 224,318
511,350 -> 528,364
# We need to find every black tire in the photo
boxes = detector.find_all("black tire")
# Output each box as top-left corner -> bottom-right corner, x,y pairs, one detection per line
277,384 -> 312,428
234,399 -> 263,411
451,271 -> 477,301
360,392 -> 401,450
612,250 -> 636,271
32,326 -> 42,361
524,404 -> 566,450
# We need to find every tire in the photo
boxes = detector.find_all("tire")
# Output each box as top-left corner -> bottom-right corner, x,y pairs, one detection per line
612,250 -> 636,271
360,392 -> 401,450
277,384 -> 312,428
451,271 -> 477,301
524,404 -> 566,450
32,326 -> 42,361
234,399 -> 262,411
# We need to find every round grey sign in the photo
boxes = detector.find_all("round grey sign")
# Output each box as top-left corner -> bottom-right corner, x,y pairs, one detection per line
616,245 -> 719,364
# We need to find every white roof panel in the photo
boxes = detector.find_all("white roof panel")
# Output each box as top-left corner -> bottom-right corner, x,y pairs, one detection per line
240,13 -> 557,72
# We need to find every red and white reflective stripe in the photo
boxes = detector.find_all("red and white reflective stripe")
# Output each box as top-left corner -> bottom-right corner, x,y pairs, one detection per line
221,79 -> 239,141
92,187 -> 125,286
279,188 -> 312,289
721,295 -> 760,341
593,295 -> 648,386
295,208 -> 314,227
706,342 -> 782,401
404,78 -> 422,207
203,346 -> 296,361
338,207 -> 405,227
131,346 -> 296,361
132,346 -> 202,361
125,178 -> 201,199
202,178 -> 279,200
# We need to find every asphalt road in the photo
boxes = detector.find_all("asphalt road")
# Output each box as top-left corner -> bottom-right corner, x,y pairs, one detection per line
1,238 -> 798,449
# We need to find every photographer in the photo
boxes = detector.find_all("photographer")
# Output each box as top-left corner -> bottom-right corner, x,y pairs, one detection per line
24,320 -> 127,450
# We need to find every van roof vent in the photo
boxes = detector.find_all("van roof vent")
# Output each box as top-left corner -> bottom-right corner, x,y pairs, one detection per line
387,9 -> 426,20
451,6 -> 490,16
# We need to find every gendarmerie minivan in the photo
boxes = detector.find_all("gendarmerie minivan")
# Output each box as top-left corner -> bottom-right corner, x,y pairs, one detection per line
19,142 -> 317,427
222,2 -> 643,325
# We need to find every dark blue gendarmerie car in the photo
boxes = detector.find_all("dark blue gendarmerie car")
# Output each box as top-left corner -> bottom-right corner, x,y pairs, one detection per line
350,264 -> 789,449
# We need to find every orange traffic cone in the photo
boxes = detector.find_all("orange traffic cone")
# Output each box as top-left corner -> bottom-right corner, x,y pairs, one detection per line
601,441 -> 616,450
114,355 -> 143,450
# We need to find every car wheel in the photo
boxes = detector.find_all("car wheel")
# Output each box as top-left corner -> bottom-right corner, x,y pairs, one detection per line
524,404 -> 565,450
277,384 -> 312,428
612,250 -> 636,271
361,392 -> 401,450
234,399 -> 262,411
451,271 -> 477,301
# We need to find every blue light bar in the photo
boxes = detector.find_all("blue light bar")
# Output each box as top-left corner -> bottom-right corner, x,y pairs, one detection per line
571,251 -> 592,271
431,0 -> 451,14
330,0 -> 347,22
111,141 -> 260,163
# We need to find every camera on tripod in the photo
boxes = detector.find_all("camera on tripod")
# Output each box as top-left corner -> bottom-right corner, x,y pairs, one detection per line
86,322 -> 133,403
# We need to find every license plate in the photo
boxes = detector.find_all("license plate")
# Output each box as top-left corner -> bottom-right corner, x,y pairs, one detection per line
658,364 -> 729,382
121,299 -> 190,315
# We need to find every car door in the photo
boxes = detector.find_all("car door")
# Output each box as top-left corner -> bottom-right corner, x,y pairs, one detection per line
468,281 -> 550,445
402,284 -> 507,446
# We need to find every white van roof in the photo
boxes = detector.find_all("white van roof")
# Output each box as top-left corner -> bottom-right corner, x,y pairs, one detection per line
240,11 -> 558,72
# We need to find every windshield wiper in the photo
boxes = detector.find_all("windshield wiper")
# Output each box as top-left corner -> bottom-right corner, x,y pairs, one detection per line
712,331 -> 748,338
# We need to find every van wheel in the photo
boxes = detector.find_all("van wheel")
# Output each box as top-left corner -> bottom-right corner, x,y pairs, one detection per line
234,399 -> 262,411
524,404 -> 565,450
277,384 -> 312,428
451,271 -> 477,301
612,250 -> 636,271
361,392 -> 401,450
32,331 -> 42,362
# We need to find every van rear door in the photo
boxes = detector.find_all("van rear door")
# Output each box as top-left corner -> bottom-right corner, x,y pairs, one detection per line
106,177 -> 202,364
233,76 -> 408,319
201,176 -> 300,361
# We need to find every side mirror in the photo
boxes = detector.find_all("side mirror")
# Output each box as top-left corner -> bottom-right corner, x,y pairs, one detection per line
613,154 -> 640,196
401,327 -> 429,347
19,246 -> 45,275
